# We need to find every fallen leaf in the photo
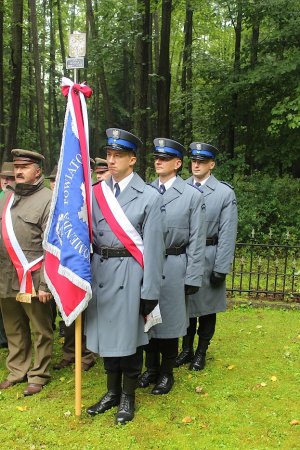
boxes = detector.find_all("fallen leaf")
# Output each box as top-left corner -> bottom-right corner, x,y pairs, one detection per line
59,337 -> 65,344
256,325 -> 262,329
200,423 -> 209,429
64,410 -> 71,417
290,419 -> 300,426
16,406 -> 28,412
260,382 -> 267,387
203,392 -> 209,397
227,365 -> 235,370
59,377 -> 65,382
182,416 -> 193,424
188,374 -> 193,379
195,386 -> 204,393
271,376 -> 277,382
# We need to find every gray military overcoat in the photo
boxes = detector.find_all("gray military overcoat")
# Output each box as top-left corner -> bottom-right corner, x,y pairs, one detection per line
186,174 -> 238,316
150,176 -> 206,339
85,173 -> 165,357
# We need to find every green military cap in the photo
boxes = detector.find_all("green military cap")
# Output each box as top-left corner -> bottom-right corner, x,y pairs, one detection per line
0,162 -> 15,178
45,165 -> 57,180
94,157 -> 108,172
11,149 -> 45,165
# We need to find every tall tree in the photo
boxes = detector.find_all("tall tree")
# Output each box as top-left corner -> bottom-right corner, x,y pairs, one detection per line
133,0 -> 150,179
29,0 -> 49,167
180,0 -> 193,145
5,0 -> 23,158
0,0 -> 4,161
157,0 -> 172,137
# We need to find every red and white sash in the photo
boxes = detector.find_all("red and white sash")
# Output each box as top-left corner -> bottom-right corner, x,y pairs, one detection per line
2,193 -> 43,294
93,181 -> 144,268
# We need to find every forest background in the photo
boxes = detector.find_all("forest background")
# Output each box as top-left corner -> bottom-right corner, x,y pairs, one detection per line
0,0 -> 299,242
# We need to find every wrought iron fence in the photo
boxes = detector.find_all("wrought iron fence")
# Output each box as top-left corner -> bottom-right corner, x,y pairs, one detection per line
226,232 -> 300,302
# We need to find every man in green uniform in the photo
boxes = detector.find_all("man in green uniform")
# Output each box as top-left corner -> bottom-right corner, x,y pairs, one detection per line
0,149 -> 53,396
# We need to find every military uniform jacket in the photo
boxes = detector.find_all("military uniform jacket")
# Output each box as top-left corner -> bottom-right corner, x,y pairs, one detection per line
149,176 -> 206,339
85,173 -> 165,357
186,175 -> 238,316
0,178 -> 52,299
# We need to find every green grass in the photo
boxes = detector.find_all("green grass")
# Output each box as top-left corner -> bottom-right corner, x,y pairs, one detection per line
0,306 -> 300,449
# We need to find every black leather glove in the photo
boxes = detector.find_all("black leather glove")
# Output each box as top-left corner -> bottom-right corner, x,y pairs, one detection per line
139,299 -> 158,317
210,271 -> 226,287
184,284 -> 199,295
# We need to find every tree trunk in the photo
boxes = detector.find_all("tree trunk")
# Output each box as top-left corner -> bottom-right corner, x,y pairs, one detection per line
134,0 -> 150,179
56,0 -> 67,76
86,0 -> 114,127
180,0 -> 193,145
227,1 -> 242,159
5,0 -> 23,159
0,0 -> 4,163
157,0 -> 172,137
28,0 -> 49,169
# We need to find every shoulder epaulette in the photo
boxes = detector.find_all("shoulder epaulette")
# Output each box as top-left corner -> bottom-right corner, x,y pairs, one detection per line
146,182 -> 161,194
221,181 -> 234,190
190,184 -> 204,194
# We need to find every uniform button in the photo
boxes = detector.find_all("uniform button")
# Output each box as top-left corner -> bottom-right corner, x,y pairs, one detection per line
99,283 -> 103,288
162,275 -> 165,279
120,286 -> 124,289
100,258 -> 104,262
120,257 -> 124,261
99,231 -> 103,236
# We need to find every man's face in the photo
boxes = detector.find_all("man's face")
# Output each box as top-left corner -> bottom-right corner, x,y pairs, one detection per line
191,159 -> 215,181
95,169 -> 110,181
14,163 -> 41,184
106,149 -> 136,181
154,156 -> 182,178
1,176 -> 15,191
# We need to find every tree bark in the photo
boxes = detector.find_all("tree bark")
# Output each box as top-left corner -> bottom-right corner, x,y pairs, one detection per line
0,0 -> 4,163
134,0 -> 150,179
180,0 -> 193,145
56,0 -> 67,76
86,0 -> 114,127
157,0 -> 172,137
5,0 -> 23,158
28,0 -> 49,168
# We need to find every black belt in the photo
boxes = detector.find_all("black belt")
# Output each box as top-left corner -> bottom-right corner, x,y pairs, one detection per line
93,245 -> 132,259
206,236 -> 218,246
165,245 -> 186,256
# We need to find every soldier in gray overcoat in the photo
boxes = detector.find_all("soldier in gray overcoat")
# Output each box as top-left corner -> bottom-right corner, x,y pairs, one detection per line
138,138 -> 206,395
85,129 -> 165,425
175,142 -> 238,371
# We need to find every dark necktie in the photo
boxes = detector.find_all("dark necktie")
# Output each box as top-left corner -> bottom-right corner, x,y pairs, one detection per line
159,184 -> 166,194
114,182 -> 120,198
195,182 -> 201,187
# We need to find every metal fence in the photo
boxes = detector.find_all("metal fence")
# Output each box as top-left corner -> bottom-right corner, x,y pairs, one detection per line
226,234 -> 300,302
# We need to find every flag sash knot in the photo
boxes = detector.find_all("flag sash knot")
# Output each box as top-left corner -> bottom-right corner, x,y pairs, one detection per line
2,193 -> 43,294
93,182 -> 144,268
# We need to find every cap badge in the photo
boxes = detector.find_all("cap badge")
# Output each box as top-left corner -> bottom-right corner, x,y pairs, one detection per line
112,129 -> 120,139
196,143 -> 201,150
158,139 -> 165,147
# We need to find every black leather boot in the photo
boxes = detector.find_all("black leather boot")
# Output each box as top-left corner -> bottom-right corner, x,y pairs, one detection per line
87,372 -> 121,416
151,355 -> 174,395
189,340 -> 209,371
115,376 -> 137,425
174,335 -> 194,367
138,351 -> 160,388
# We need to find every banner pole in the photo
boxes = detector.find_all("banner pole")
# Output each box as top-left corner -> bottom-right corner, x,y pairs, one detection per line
75,313 -> 82,416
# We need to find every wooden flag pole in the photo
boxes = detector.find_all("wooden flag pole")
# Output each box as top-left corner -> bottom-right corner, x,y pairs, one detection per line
75,313 -> 82,416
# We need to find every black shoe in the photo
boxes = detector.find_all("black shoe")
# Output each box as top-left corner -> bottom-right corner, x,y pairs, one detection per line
115,392 -> 135,425
189,352 -> 206,371
138,370 -> 159,388
86,391 -> 121,416
174,350 -> 194,367
151,374 -> 174,395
